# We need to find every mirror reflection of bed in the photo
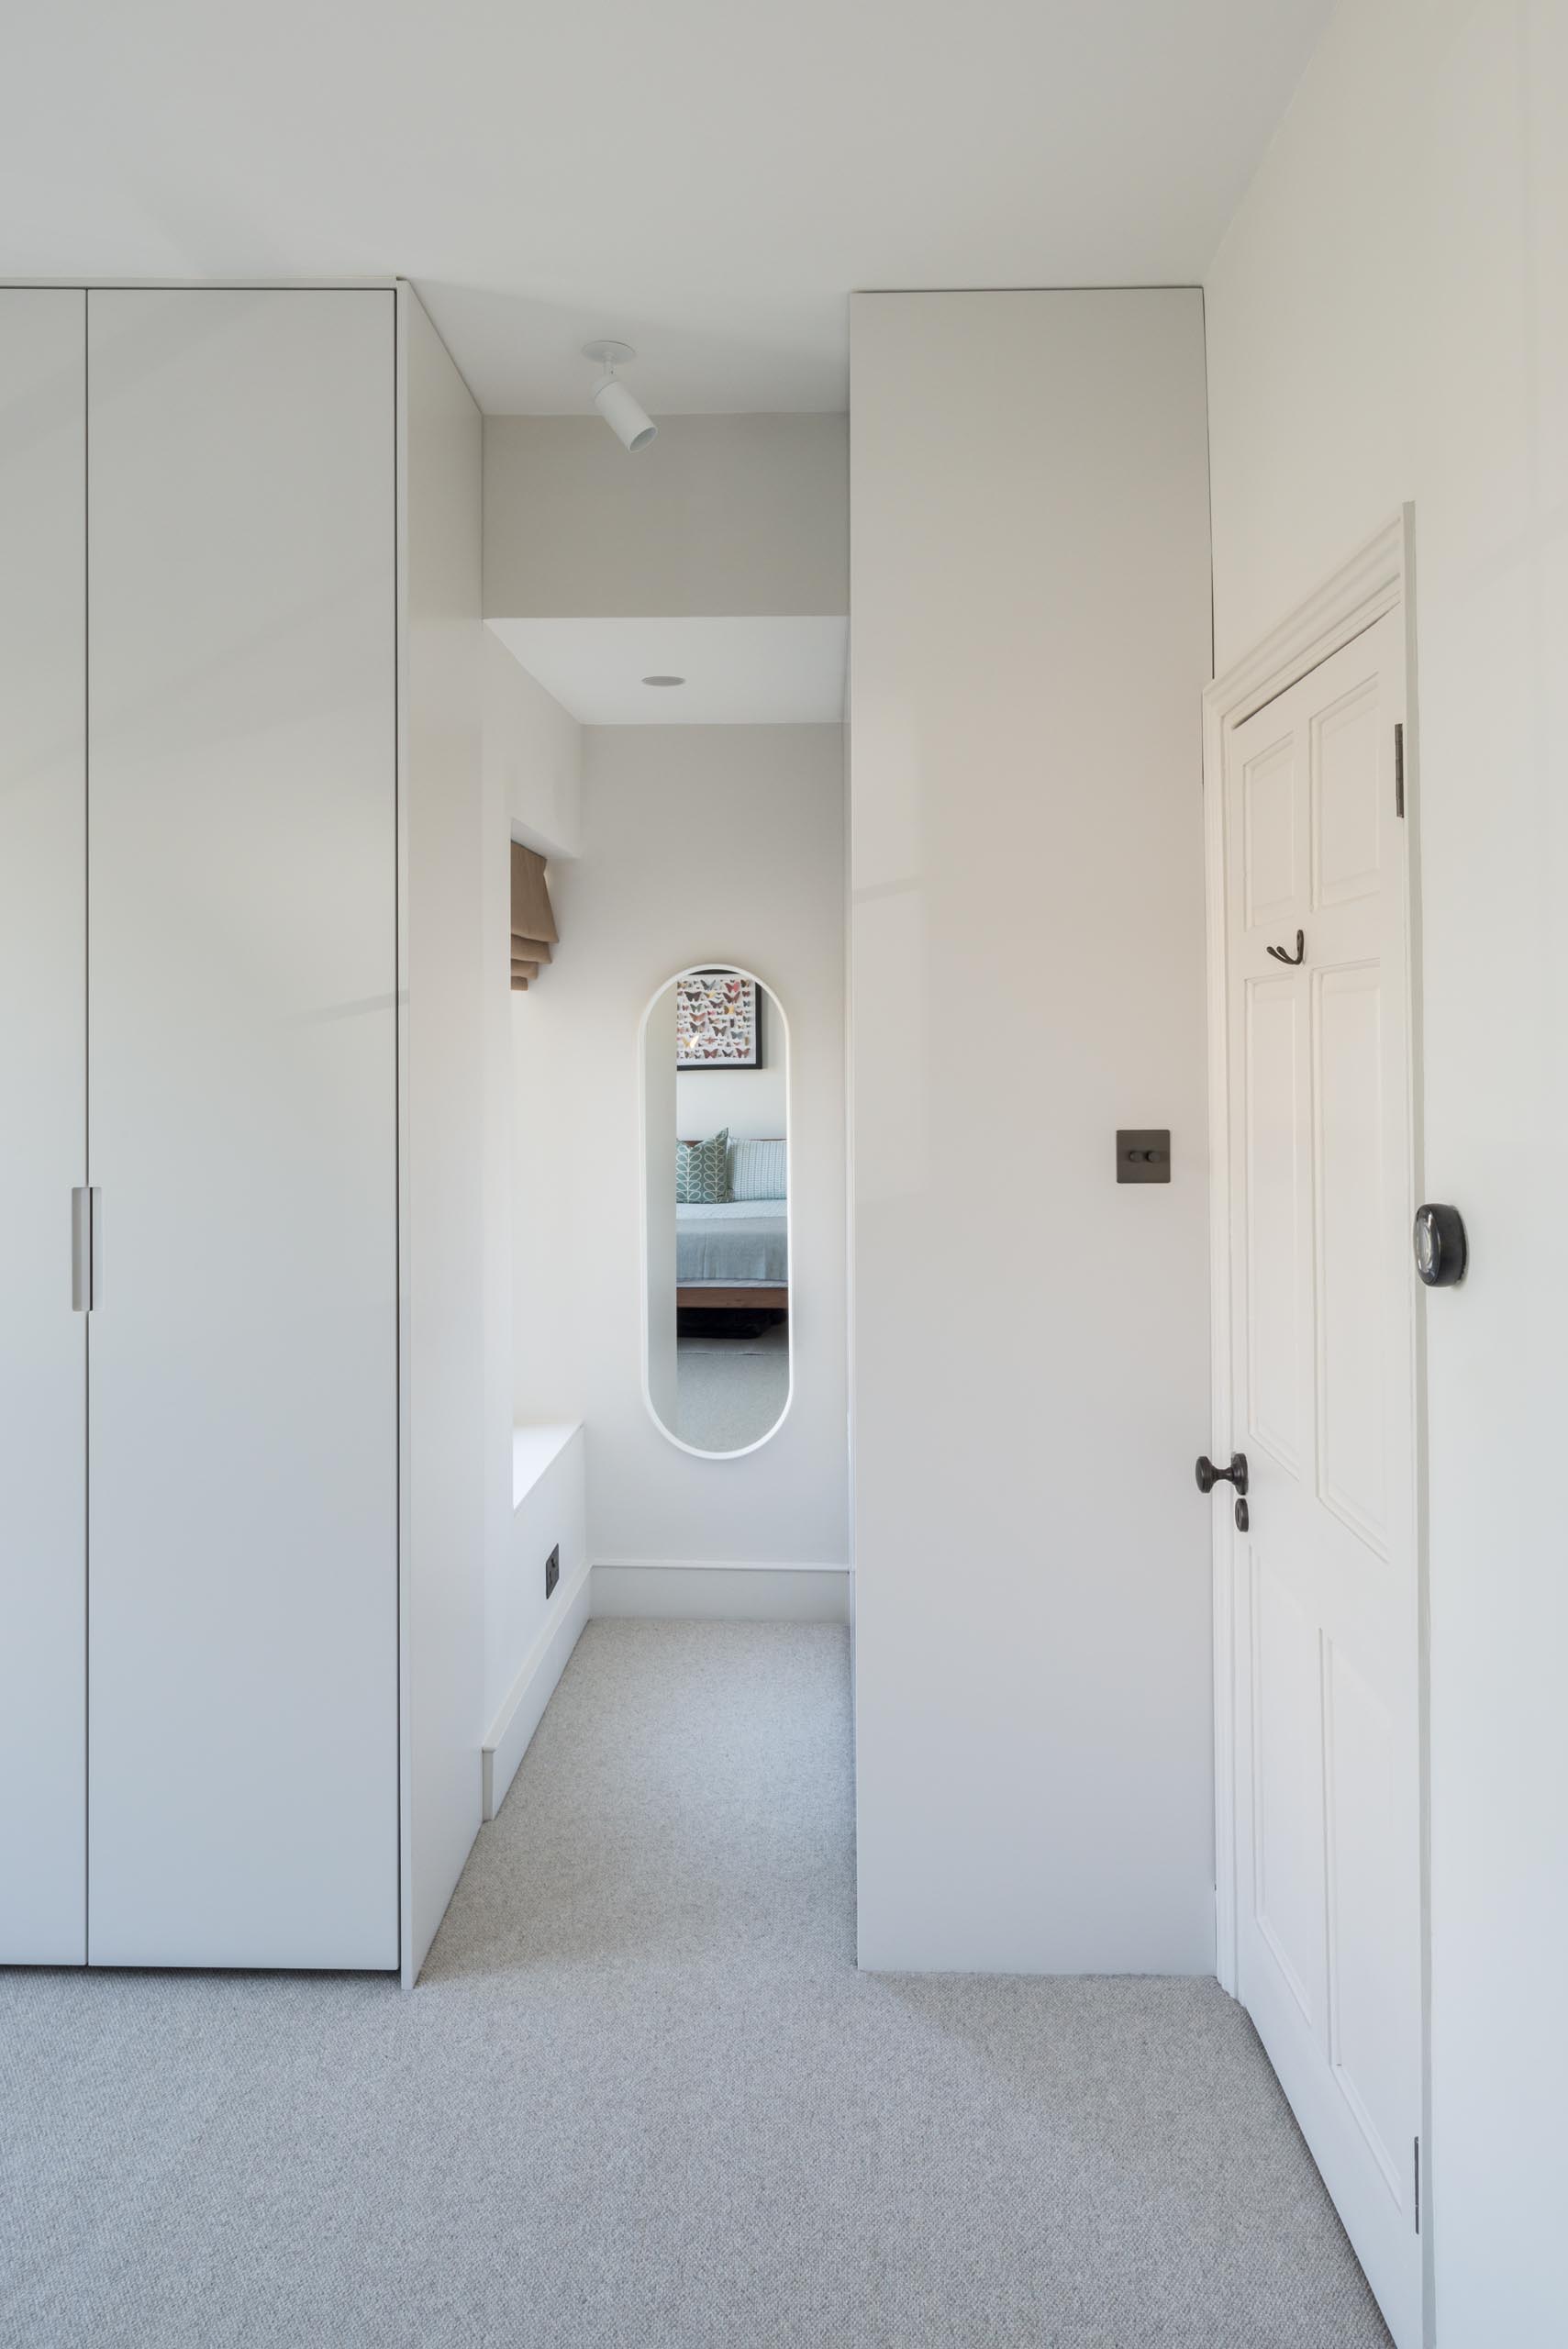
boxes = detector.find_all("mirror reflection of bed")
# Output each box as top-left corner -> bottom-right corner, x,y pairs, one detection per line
642,968 -> 792,1457
676,1135 -> 788,1453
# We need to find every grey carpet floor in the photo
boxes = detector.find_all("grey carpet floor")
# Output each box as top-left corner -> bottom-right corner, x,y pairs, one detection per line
2,1622 -> 1390,2349
676,1319 -> 789,1451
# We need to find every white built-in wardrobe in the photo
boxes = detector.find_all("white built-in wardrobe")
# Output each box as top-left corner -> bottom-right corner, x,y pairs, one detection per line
0,284 -> 487,1979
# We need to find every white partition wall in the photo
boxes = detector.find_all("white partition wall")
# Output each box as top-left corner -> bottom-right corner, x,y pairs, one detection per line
850,290 -> 1215,1973
0,291 -> 87,1965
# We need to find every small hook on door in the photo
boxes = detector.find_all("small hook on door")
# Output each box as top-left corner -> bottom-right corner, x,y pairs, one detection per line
1266,930 -> 1306,966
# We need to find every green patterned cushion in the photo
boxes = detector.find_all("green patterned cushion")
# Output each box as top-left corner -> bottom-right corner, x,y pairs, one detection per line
676,1129 -> 729,1205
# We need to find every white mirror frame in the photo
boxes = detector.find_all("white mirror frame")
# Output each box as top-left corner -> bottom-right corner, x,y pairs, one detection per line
636,963 -> 795,1461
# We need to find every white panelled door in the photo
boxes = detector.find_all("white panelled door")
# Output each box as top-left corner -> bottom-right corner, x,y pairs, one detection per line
1222,610 -> 1422,2345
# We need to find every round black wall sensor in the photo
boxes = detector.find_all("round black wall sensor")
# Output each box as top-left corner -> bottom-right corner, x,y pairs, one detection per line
1413,1203 -> 1467,1287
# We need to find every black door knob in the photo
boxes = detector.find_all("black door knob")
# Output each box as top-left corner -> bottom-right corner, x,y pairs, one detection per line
1195,1452 -> 1249,1497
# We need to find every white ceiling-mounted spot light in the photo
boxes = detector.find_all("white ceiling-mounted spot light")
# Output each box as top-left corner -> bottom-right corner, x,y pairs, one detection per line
583,340 -> 657,453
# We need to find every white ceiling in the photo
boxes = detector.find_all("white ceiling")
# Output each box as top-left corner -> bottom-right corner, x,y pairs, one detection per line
2,0 -> 1331,414
488,618 -> 848,726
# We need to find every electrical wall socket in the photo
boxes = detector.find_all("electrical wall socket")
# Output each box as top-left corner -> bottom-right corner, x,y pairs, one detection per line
544,1545 -> 560,1600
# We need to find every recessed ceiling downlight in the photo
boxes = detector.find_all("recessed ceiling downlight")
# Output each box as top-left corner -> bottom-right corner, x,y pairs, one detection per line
642,674 -> 685,687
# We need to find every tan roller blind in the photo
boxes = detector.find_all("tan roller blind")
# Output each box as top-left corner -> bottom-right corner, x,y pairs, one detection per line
510,843 -> 558,994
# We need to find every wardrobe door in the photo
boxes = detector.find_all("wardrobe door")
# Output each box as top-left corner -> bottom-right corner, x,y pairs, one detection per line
0,291 -> 87,1964
86,290 -> 398,1967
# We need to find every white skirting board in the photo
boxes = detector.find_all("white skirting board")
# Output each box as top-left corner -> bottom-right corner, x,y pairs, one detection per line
481,1555 -> 592,1820
591,1562 -> 851,1623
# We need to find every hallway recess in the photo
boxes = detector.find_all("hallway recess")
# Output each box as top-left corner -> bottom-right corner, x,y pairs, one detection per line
4,1625 -> 1388,2347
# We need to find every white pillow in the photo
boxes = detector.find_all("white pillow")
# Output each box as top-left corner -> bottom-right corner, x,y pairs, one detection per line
728,1137 -> 786,1201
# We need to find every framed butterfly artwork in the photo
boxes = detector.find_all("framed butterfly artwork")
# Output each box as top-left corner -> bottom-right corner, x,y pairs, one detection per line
674,969 -> 762,1068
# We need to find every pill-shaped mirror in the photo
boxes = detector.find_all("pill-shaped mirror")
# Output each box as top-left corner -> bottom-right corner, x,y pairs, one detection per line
639,966 -> 792,1457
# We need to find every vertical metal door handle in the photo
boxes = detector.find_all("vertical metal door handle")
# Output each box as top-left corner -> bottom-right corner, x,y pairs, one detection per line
72,1186 -> 90,1310
71,1186 -> 99,1311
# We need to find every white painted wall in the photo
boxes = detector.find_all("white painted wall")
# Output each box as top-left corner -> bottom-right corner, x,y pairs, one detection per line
399,286 -> 487,1983
484,414 -> 848,619
479,649 -> 518,1832
850,289 -> 1215,1974
482,1425 -> 590,1819
1204,6 -> 1567,2334
484,624 -> 584,859
676,1063 -> 785,1141
486,1427 -> 586,1732
512,725 -> 849,1572
479,626 -> 585,1753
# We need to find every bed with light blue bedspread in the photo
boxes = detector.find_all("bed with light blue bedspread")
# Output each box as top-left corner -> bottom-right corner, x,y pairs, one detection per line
676,1201 -> 788,1286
